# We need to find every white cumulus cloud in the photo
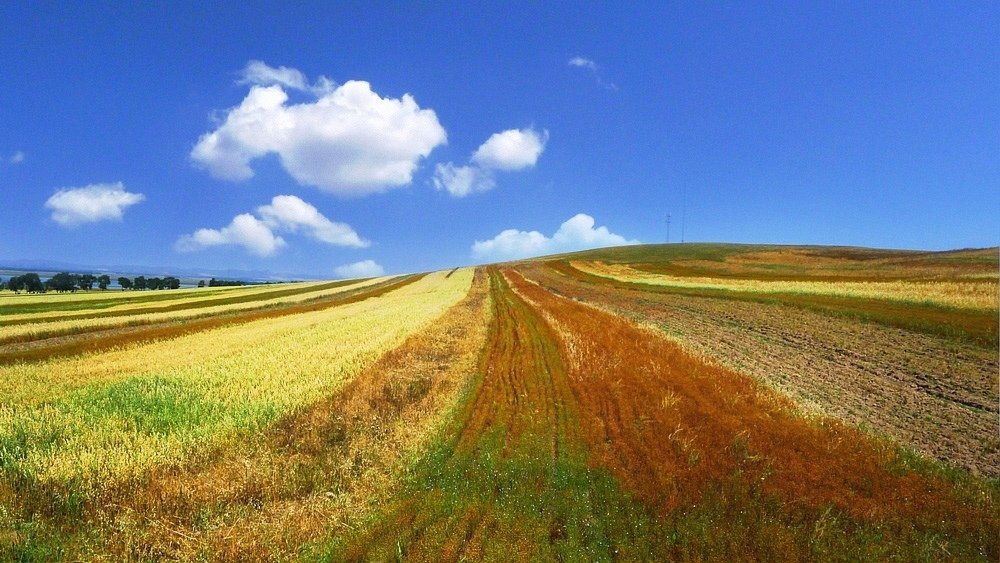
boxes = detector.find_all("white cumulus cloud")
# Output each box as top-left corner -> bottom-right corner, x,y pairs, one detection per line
471,127 -> 548,171
472,213 -> 638,262
334,260 -> 385,279
175,213 -> 286,257
257,195 -> 369,247
45,182 -> 145,227
191,62 -> 447,196
175,195 -> 367,257
433,127 -> 547,198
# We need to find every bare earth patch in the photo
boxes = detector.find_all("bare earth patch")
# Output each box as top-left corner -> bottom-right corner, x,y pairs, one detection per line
522,263 -> 999,478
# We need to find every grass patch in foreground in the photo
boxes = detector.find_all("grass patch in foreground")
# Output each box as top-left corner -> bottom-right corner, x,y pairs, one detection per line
331,428 -> 662,561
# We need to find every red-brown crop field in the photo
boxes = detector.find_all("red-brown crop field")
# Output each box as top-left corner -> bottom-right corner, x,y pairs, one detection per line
2,244 -> 998,561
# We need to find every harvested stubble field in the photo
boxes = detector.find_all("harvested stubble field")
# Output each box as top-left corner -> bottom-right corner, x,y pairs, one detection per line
1,244 -> 998,561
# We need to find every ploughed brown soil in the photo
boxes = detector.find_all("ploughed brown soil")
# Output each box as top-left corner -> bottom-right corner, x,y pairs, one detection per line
519,262 -> 1000,478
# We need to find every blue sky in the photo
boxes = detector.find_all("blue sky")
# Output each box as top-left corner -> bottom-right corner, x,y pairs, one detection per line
2,3 -> 997,278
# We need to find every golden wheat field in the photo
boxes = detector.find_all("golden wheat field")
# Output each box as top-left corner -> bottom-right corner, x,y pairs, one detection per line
1,245 -> 998,561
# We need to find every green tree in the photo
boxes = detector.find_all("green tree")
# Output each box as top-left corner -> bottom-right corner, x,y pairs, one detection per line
118,276 -> 132,290
134,276 -> 147,290
166,277 -> 181,290
97,274 -> 111,290
197,279 -> 206,288
48,272 -> 79,292
78,274 -> 96,291
22,273 -> 44,293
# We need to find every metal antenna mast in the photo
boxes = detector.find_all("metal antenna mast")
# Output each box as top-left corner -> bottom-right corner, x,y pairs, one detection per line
666,213 -> 672,244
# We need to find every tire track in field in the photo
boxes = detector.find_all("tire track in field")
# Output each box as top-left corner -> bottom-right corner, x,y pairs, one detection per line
0,275 -> 423,366
343,268 -> 656,561
454,267 -> 577,459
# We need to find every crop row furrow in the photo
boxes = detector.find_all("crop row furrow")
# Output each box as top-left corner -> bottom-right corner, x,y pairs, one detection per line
0,279 -> 368,326
344,268 -> 651,561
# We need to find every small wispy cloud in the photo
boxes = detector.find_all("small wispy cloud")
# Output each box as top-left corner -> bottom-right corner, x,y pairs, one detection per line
432,163 -> 495,197
8,151 -> 25,164
472,128 -> 549,171
238,60 -> 311,92
568,56 -> 617,91
569,57 -> 598,71
175,213 -> 286,257
257,195 -> 369,247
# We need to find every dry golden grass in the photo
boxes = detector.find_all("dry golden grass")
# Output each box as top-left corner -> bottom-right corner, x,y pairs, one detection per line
0,277 -> 384,345
8,269 -> 492,561
0,281 -> 310,316
0,282 -> 243,306
0,279 -> 380,325
0,270 -> 472,486
708,247 -> 997,280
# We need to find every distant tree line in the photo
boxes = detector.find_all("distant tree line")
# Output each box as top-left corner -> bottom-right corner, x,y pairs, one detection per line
5,273 -> 45,293
118,275 -> 181,291
2,272 -> 184,293
207,278 -> 246,287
